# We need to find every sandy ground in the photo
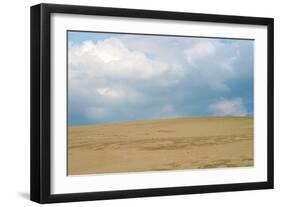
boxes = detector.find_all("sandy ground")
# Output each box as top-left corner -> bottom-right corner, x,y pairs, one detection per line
68,116 -> 253,175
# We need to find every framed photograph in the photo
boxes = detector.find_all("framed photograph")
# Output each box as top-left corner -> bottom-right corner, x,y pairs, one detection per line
30,3 -> 274,203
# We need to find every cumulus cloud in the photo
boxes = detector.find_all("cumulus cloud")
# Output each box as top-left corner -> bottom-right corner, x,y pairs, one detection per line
68,32 -> 253,125
184,40 -> 216,65
69,37 -> 181,80
209,98 -> 248,116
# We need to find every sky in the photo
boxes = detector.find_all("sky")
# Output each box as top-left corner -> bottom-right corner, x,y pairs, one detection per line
68,31 -> 253,126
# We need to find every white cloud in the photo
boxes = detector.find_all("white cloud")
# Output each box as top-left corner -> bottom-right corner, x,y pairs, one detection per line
69,37 -> 180,80
97,87 -> 123,99
209,98 -> 247,116
184,40 -> 216,65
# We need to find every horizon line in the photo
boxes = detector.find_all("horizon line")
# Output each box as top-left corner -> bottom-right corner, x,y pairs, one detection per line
68,115 -> 254,127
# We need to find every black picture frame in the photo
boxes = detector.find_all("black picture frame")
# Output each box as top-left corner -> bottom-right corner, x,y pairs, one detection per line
30,3 -> 274,204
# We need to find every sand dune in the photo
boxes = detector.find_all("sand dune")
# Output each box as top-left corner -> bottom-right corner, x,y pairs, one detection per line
68,116 -> 253,175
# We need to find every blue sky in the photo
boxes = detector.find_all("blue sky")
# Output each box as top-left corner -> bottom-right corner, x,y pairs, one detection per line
68,31 -> 253,126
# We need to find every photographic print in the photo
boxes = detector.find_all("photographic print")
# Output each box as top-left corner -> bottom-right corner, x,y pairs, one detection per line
31,4 -> 273,203
67,31 -> 254,175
